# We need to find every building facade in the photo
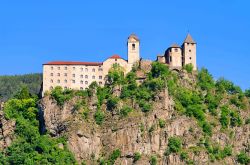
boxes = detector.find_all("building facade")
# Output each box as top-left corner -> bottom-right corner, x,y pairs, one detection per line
157,33 -> 197,70
43,33 -> 197,94
42,34 -> 140,94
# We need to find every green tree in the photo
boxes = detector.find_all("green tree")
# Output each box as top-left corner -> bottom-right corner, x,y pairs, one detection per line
197,68 -> 215,91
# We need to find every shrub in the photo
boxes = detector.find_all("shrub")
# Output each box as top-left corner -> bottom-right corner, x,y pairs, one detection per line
237,152 -> 250,165
150,62 -> 170,78
94,110 -> 105,125
51,86 -> 73,106
107,96 -> 119,111
120,106 -> 133,117
133,152 -> 141,162
109,149 -> 121,164
168,137 -> 182,153
221,145 -> 232,158
220,106 -> 230,129
230,110 -> 242,127
180,152 -> 189,161
159,119 -> 166,128
201,121 -> 212,136
150,155 -> 157,165
139,100 -> 152,112
183,64 -> 193,73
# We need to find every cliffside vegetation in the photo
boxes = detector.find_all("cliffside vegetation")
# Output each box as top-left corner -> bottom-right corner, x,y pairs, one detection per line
0,63 -> 250,164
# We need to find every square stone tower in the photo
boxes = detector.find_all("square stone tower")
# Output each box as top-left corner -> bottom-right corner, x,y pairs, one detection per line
182,34 -> 197,70
127,34 -> 140,65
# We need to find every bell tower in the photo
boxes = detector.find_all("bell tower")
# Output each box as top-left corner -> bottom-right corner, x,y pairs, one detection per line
127,34 -> 140,65
182,33 -> 197,70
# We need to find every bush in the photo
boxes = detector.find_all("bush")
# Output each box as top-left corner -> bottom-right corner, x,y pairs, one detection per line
245,89 -> 250,98
168,137 -> 182,153
133,152 -> 141,162
201,121 -> 212,136
107,96 -> 119,111
109,149 -> 121,164
150,62 -> 170,78
220,106 -> 230,129
198,68 -> 215,91
230,110 -> 242,127
237,152 -> 250,165
51,86 -> 73,106
139,100 -> 152,112
120,106 -> 133,117
180,152 -> 189,161
94,110 -> 105,125
150,155 -> 157,165
183,64 -> 193,73
159,119 -> 166,128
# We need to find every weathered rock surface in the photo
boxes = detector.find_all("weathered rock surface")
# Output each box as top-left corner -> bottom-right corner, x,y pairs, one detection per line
0,104 -> 15,150
39,88 -> 250,165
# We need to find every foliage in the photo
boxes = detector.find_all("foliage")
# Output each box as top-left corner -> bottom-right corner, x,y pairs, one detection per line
51,86 -> 74,106
216,78 -> 242,94
109,149 -> 121,165
107,64 -> 125,85
107,96 -> 119,111
237,152 -> 250,165
159,119 -> 166,128
133,152 -> 141,162
139,100 -> 152,112
197,68 -> 215,91
167,137 -> 182,153
220,106 -> 230,129
183,63 -> 194,73
245,89 -> 250,98
150,155 -> 157,165
94,110 -> 105,125
0,73 -> 42,101
2,88 -> 76,164
120,106 -> 133,117
150,62 -> 170,78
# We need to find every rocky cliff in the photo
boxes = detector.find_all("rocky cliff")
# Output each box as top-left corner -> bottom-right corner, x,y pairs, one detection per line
39,69 -> 250,165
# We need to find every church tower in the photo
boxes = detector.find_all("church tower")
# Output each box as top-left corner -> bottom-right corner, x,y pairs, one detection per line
127,34 -> 140,65
182,33 -> 197,70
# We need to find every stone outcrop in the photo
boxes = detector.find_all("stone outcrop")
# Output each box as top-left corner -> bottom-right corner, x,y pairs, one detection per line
0,104 -> 15,150
39,87 -> 250,164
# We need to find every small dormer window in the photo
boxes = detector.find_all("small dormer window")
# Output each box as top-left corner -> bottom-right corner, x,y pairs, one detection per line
175,48 -> 178,52
132,44 -> 135,50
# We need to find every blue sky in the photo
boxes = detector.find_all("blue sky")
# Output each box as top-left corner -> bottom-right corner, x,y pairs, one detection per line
0,0 -> 249,90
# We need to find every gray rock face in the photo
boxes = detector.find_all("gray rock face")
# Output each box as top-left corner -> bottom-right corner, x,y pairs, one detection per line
39,88 -> 250,165
0,105 -> 15,150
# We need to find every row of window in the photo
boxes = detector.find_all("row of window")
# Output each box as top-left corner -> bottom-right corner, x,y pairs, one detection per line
50,66 -> 103,72
50,79 -> 103,85
50,73 -> 102,79
49,82 -> 103,90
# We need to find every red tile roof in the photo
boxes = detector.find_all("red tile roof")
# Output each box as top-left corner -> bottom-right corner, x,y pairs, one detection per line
109,54 -> 122,59
44,61 -> 102,66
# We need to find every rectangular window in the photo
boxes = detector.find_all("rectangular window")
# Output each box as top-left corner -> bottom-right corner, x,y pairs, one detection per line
99,76 -> 102,79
